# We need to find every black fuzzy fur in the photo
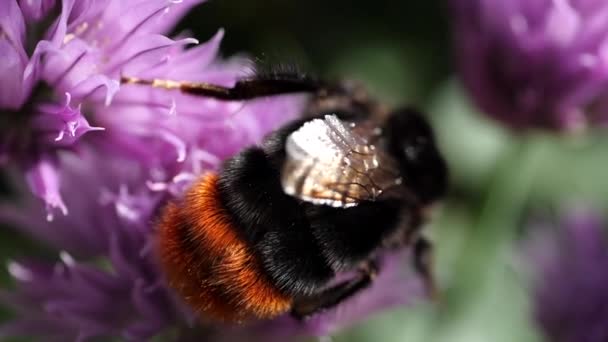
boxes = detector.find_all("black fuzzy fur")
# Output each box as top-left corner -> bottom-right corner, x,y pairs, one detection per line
218,144 -> 410,297
305,200 -> 411,271
384,108 -> 448,204
217,147 -> 334,296
216,109 -> 447,298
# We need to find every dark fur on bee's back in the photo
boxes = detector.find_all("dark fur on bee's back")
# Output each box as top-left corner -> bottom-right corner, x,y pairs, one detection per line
385,108 -> 448,204
215,108 -> 447,299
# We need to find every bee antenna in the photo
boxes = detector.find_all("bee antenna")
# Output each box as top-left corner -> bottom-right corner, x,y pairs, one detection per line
119,58 -> 329,100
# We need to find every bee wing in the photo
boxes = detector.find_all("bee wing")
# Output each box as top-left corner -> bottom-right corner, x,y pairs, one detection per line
281,115 -> 402,208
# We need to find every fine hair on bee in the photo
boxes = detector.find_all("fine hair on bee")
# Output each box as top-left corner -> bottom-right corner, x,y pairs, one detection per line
121,62 -> 448,323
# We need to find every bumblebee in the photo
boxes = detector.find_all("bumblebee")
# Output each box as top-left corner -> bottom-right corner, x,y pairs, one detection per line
121,68 -> 448,322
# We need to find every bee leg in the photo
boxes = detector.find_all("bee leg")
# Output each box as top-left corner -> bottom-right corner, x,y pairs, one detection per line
120,75 -> 384,121
413,237 -> 439,300
120,75 -> 327,100
290,261 -> 378,320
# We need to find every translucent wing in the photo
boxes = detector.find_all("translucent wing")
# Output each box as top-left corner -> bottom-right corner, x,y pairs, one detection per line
281,115 -> 402,208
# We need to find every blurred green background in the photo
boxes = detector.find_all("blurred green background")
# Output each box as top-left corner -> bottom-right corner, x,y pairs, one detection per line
3,1 -> 608,341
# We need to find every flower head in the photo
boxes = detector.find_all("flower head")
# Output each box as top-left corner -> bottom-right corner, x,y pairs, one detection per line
0,148 -> 178,341
450,0 -> 608,131
528,207 -> 608,342
1,0 -> 266,219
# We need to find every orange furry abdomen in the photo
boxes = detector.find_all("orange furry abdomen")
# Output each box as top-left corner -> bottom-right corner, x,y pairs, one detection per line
157,173 -> 292,322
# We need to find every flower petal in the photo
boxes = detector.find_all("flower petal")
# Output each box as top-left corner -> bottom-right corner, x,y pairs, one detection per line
0,0 -> 28,108
69,74 -> 120,105
18,0 -> 58,22
32,92 -> 105,146
24,157 -> 67,221
106,35 -> 199,76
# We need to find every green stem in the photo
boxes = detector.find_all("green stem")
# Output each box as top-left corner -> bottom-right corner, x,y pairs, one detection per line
437,133 -> 547,320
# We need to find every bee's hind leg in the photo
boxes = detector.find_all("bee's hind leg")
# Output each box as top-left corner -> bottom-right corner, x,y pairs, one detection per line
290,261 -> 378,320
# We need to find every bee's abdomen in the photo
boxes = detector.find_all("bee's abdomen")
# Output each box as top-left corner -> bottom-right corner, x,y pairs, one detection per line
157,174 -> 292,322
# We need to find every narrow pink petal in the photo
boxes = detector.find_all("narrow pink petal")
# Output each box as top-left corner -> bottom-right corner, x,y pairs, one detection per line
106,35 -> 198,75
45,0 -> 75,46
42,38 -> 92,88
69,74 -> 120,105
32,93 -> 105,146
0,37 -> 27,109
18,0 -> 57,22
143,29 -> 224,78
149,0 -> 206,34
102,0 -> 189,51
0,0 -> 27,62
24,158 -> 68,221
23,40 -> 66,91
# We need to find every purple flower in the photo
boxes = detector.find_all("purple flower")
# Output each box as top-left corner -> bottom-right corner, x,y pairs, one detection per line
450,0 -> 608,131
527,207 -> 608,342
0,148 -> 177,341
1,0 -> 254,219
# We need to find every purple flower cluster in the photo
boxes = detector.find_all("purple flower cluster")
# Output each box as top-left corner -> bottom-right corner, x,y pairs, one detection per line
0,0 -> 424,340
1,0 -> 302,219
0,148 -> 175,341
450,0 -> 608,131
528,208 -> 608,342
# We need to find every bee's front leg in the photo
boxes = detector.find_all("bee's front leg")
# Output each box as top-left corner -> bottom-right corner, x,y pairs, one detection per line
413,236 -> 439,301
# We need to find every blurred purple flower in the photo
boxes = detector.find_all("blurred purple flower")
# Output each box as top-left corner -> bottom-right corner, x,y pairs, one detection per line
527,208 -> 608,342
450,0 -> 608,131
0,148 -> 177,341
0,149 -> 425,341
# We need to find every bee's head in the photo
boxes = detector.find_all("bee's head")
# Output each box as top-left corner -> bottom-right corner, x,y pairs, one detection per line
384,108 -> 448,205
